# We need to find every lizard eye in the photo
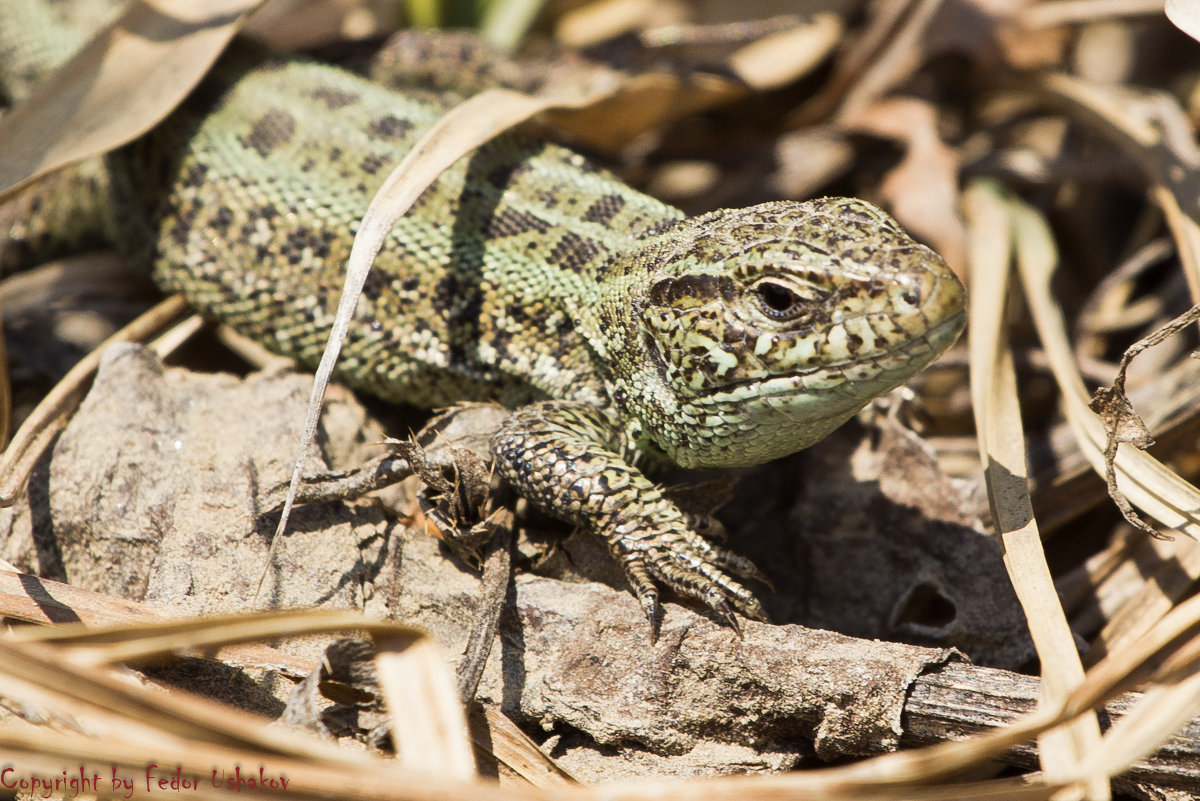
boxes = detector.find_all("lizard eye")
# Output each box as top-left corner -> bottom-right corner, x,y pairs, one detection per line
752,280 -> 811,320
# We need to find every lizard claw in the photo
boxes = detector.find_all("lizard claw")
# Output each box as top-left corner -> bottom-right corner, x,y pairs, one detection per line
615,531 -> 769,631
625,560 -> 662,638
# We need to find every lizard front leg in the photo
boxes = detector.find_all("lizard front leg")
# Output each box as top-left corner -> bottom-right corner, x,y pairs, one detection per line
491,400 -> 767,630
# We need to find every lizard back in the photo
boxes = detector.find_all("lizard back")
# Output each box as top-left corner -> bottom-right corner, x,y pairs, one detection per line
117,56 -> 684,410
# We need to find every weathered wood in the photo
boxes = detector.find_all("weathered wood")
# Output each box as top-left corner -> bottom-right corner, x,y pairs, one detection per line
904,661 -> 1200,797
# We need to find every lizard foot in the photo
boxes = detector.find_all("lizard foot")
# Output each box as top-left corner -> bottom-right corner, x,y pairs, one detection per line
493,400 -> 770,632
611,525 -> 769,632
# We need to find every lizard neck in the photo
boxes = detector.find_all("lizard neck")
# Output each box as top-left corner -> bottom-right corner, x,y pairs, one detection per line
575,228 -> 689,454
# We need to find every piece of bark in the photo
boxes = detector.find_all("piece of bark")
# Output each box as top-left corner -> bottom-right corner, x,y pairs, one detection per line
35,345 -> 390,622
903,661 -> 1200,800
0,345 -> 1076,781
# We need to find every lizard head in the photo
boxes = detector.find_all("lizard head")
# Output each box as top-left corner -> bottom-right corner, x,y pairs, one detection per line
603,197 -> 966,469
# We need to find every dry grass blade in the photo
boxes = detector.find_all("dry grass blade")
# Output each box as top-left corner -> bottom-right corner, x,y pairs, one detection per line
804,0 -> 943,125
1077,673 -> 1200,785
1034,593 -> 1200,787
1153,183 -> 1200,299
374,631 -> 476,779
810,588 -> 1200,795
2,589 -> 564,784
0,294 -> 191,506
1005,192 -> 1200,787
9,606 -> 408,663
0,635 -> 373,764
1026,0 -> 1171,28
477,706 -> 577,787
1090,536 -> 1200,662
1018,69 -> 1200,660
0,569 -> 322,675
0,611 -> 490,790
1072,591 -> 1200,707
1013,168 -> 1200,536
0,0 -> 260,202
962,180 -> 1102,794
0,568 -> 169,625
0,609 -> 1085,801
6,574 -> 1198,795
1012,167 -> 1200,662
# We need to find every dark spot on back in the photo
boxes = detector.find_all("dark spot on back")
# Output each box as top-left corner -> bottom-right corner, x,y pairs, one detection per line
182,163 -> 207,188
360,153 -> 389,175
369,115 -> 414,140
242,109 -> 296,158
484,208 -> 551,239
582,194 -> 625,225
639,218 -> 681,239
363,268 -> 388,300
547,232 -> 603,273
487,163 -> 514,189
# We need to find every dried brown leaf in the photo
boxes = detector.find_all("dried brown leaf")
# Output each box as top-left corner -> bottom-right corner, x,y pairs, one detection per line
843,97 -> 967,274
1167,0 -> 1200,42
555,0 -> 685,48
724,13 -> 843,92
242,0 -> 396,50
0,0 -> 260,203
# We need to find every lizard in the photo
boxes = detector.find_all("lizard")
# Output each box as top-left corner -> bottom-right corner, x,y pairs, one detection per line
0,2 -> 967,628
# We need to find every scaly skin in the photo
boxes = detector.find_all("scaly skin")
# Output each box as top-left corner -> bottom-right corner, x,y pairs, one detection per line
2,7 -> 967,626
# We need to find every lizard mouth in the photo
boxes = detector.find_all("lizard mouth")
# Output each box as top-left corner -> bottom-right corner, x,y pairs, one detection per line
698,308 -> 966,402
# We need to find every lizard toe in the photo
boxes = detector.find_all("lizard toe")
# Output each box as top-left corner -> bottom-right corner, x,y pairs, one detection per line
646,544 -> 767,629
623,557 -> 662,629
